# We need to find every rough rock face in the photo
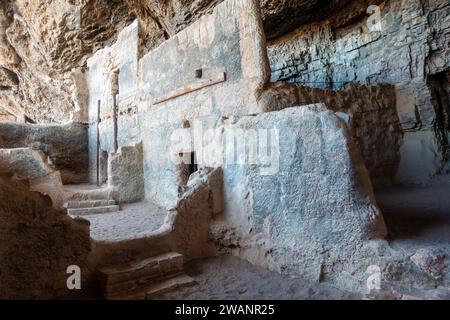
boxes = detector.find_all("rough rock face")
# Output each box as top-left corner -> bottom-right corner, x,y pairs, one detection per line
124,0 -> 379,40
0,175 -> 91,299
411,247 -> 446,280
0,0 -> 138,123
259,82 -> 403,188
267,0 -> 450,182
268,0 -> 449,125
0,148 -> 66,209
0,122 -> 89,184
0,0 -> 389,124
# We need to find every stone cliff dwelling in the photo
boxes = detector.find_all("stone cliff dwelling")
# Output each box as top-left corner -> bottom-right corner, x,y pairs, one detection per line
0,0 -> 449,300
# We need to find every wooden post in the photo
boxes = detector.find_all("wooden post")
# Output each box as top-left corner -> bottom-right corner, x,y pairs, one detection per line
113,94 -> 118,153
96,100 -> 101,187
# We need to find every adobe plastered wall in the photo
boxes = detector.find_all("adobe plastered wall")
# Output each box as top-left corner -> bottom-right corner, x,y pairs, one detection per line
86,20 -> 141,184
108,141 -> 145,203
267,0 -> 450,185
86,0 -> 270,206
136,0 -> 270,208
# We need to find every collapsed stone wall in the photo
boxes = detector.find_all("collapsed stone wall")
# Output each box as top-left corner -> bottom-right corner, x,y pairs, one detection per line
267,0 -> 450,185
108,142 -> 145,204
0,175 -> 91,299
260,82 -> 403,188
0,123 -> 89,184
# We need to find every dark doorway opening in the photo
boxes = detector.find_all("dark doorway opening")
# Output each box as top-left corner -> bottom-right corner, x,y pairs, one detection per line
176,151 -> 199,195
189,152 -> 198,176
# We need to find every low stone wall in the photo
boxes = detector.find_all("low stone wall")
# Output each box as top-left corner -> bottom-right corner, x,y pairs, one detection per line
0,122 -> 88,184
89,168 -> 221,268
0,174 -> 91,299
108,141 -> 145,203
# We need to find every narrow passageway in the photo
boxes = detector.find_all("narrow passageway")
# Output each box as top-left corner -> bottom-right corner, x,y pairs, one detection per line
376,174 -> 450,251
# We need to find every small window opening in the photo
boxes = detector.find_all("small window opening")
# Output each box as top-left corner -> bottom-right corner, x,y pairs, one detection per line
195,69 -> 203,79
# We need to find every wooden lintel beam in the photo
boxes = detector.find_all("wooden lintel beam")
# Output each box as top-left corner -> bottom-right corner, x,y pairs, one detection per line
153,70 -> 227,105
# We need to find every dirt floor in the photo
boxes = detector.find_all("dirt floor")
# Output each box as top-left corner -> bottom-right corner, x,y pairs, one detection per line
84,201 -> 167,241
155,175 -> 450,300
376,174 -> 450,251
155,255 -> 363,300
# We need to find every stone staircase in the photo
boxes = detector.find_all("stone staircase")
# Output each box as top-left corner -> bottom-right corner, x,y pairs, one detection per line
66,199 -> 119,216
63,184 -> 120,217
98,252 -> 195,300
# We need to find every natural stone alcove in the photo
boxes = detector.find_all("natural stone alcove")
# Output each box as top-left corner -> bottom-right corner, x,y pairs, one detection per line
0,0 -> 449,301
428,70 -> 450,172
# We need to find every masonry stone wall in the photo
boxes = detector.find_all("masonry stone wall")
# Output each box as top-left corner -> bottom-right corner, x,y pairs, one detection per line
86,20 -> 141,185
260,82 -> 403,188
136,0 -> 270,208
86,0 -> 271,207
267,0 -> 450,185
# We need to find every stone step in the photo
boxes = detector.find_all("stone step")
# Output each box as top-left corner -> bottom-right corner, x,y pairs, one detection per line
98,252 -> 190,299
67,205 -> 119,216
99,252 -> 184,291
110,274 -> 196,300
66,200 -> 116,209
64,186 -> 113,201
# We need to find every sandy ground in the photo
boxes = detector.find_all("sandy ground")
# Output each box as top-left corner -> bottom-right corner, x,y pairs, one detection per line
155,255 -> 363,300
84,201 -> 168,241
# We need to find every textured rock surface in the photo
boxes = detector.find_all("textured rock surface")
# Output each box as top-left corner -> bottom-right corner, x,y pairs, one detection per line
411,247 -> 446,280
0,0 -> 393,123
0,123 -> 88,184
0,148 -> 65,208
267,0 -> 450,182
0,0 -> 137,123
260,82 -> 403,188
211,104 -> 388,292
108,142 -> 145,203
0,174 -> 91,299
